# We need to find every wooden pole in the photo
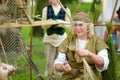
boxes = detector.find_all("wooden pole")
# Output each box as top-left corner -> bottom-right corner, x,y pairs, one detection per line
73,0 -> 82,16
29,0 -> 34,80
29,26 -> 33,80
57,0 -> 72,23
94,23 -> 120,27
110,0 -> 118,23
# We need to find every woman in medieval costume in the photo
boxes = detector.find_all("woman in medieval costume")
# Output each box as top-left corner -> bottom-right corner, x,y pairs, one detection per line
54,12 -> 109,80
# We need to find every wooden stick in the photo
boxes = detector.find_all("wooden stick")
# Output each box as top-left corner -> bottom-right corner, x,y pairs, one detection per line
0,20 -> 63,28
29,0 -> 34,79
74,0 -> 82,16
57,0 -> 72,23
94,23 -> 120,27
110,0 -> 118,23
23,9 -> 33,24
29,28 -> 33,80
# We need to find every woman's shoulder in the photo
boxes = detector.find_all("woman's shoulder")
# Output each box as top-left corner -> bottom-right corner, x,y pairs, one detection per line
90,34 -> 105,42
66,33 -> 76,40
92,34 -> 103,39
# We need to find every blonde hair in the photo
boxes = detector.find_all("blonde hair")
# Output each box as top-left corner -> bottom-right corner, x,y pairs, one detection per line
88,23 -> 95,38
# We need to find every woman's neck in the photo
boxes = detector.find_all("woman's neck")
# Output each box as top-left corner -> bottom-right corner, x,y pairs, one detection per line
78,35 -> 88,40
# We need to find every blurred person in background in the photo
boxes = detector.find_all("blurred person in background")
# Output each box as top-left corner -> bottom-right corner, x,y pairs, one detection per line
114,6 -> 120,52
42,0 -> 71,79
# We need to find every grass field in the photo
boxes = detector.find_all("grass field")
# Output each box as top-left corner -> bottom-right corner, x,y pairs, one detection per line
11,1 -> 120,80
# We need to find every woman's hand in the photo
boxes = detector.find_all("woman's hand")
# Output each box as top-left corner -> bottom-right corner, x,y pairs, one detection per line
75,48 -> 105,67
55,61 -> 71,73
75,48 -> 91,57
61,61 -> 71,72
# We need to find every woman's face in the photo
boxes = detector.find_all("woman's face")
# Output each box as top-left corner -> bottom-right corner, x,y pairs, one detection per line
73,22 -> 88,38
48,0 -> 58,5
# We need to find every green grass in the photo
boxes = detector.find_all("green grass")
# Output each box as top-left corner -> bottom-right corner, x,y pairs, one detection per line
66,1 -> 93,17
11,27 -> 46,80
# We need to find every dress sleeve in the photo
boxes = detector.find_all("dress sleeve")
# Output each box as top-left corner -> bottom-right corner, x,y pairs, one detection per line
95,49 -> 109,72
54,52 -> 66,65
41,7 -> 48,29
96,36 -> 109,52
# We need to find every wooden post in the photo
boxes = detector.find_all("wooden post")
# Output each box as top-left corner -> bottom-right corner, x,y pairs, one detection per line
110,0 -> 118,23
29,0 -> 34,80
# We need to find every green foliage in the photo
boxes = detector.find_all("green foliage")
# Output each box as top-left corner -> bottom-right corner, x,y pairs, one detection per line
105,23 -> 114,34
115,54 -> 120,80
80,2 -> 93,12
102,34 -> 116,80
66,1 -> 93,17
90,0 -> 102,23
91,8 -> 101,23
94,0 -> 101,4
101,23 -> 116,80
91,0 -> 102,12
